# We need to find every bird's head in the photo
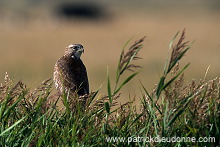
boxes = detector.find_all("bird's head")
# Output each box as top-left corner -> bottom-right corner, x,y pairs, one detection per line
64,44 -> 84,59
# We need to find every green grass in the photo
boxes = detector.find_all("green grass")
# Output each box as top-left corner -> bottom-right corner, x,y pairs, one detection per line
0,30 -> 219,147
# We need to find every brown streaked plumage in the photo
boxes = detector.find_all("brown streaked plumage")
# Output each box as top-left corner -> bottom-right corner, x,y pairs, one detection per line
53,44 -> 89,96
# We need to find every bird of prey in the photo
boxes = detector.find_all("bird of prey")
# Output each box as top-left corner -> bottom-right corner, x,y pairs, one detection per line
53,44 -> 89,96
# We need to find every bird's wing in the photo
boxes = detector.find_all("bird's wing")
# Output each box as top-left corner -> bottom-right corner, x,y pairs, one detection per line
72,59 -> 89,95
79,62 -> 89,95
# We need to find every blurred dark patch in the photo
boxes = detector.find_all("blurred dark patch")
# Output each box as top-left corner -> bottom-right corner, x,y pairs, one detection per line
209,1 -> 220,11
55,2 -> 109,21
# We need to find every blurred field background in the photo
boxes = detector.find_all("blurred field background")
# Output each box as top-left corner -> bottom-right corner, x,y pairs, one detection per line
0,0 -> 220,102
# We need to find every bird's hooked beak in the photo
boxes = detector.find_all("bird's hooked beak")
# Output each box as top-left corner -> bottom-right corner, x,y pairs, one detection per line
72,47 -> 84,59
78,47 -> 84,53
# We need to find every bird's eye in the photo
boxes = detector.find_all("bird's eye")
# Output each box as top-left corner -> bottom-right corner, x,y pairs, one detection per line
74,46 -> 79,50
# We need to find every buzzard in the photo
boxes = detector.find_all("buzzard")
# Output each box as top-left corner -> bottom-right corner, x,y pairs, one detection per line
53,44 -> 89,96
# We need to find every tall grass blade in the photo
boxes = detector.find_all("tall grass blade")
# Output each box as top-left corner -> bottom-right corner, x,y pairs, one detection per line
104,102 -> 110,114
148,103 -> 159,136
107,67 -> 112,103
167,46 -> 190,73
156,76 -> 165,99
162,102 -> 169,136
141,82 -> 162,114
87,87 -> 101,107
2,93 -> 25,119
62,92 -> 70,116
128,113 -> 143,130
162,63 -> 190,92
114,72 -> 138,95
164,31 -> 180,74
0,116 -> 25,136
167,99 -> 191,127
0,93 -> 11,121
169,31 -> 180,50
